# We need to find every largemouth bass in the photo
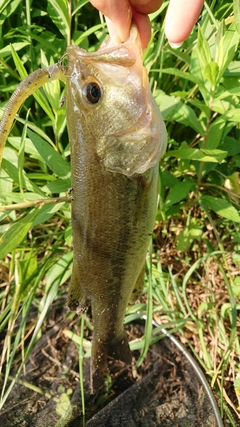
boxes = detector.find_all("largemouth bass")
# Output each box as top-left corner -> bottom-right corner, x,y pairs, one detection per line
0,25 -> 167,393
66,26 -> 167,391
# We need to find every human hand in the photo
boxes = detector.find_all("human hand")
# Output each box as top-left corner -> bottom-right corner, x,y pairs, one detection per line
89,0 -> 204,48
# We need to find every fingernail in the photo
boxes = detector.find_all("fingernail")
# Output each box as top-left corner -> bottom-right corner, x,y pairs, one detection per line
168,40 -> 183,49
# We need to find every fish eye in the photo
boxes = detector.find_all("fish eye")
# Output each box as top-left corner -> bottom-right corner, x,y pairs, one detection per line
82,81 -> 102,104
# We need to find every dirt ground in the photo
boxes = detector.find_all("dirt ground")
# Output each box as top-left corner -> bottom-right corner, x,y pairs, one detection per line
0,311 -> 224,426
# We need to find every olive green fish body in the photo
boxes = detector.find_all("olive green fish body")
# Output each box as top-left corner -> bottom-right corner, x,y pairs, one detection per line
0,22 -> 166,394
66,27 -> 167,391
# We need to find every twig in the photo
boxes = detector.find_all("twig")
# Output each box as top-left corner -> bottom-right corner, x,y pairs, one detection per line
0,196 -> 70,212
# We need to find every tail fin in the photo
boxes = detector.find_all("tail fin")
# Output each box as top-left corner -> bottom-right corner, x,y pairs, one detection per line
90,332 -> 131,393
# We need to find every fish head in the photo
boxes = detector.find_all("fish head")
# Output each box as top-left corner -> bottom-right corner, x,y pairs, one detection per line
66,25 -> 167,176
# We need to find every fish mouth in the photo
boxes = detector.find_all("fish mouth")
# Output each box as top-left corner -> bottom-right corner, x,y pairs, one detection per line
66,24 -> 144,83
66,25 -> 167,176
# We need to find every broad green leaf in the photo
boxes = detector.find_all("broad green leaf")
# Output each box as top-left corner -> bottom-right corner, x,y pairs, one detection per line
73,24 -> 107,46
200,149 -> 227,163
0,208 -> 40,259
2,145 -> 18,165
18,111 -> 30,194
159,68 -> 198,85
2,159 -> 45,196
196,26 -> 212,68
190,48 -> 209,102
165,181 -> 194,207
44,251 -> 73,292
1,193 -> 45,204
161,169 -> 179,189
225,172 -> 240,196
8,136 -> 54,159
20,251 -> 38,285
47,0 -> 70,41
16,28 -> 59,53
224,61 -> 240,77
64,226 -> 72,247
0,0 -> 22,25
233,0 -> 240,34
27,129 -> 71,178
232,278 -> 240,299
10,45 -> 31,79
201,196 -> 240,223
0,42 -> 30,59
40,50 -> 61,113
170,91 -> 190,99
211,99 -> 232,115
32,202 -> 67,226
204,62 -> 219,89
156,93 -> 204,135
225,108 -> 240,122
171,103 -> 204,135
214,20 -> 226,60
165,48 -> 191,66
232,253 -> 240,267
27,173 -> 56,181
42,179 -> 72,195
218,87 -> 240,99
8,118 -> 56,147
0,169 -> 12,196
177,223 -> 203,252
205,117 -> 228,149
236,156 -> 240,168
187,98 -> 210,118
221,136 -> 240,157
72,0 -> 89,16
216,24 -> 240,81
190,26 -> 219,99
166,148 -> 227,163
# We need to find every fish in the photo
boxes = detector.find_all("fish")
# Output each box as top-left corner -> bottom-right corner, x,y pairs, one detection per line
65,25 -> 167,391
0,25 -> 167,393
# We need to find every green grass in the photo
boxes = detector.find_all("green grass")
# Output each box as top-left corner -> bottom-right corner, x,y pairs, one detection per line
0,0 -> 240,425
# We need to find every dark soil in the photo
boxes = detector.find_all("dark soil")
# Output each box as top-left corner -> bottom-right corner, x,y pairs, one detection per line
0,306 -> 222,427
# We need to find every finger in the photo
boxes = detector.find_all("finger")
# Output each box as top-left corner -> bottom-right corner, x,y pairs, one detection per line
105,17 -> 122,43
132,10 -> 151,49
165,0 -> 204,44
130,0 -> 163,15
90,0 -> 132,42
